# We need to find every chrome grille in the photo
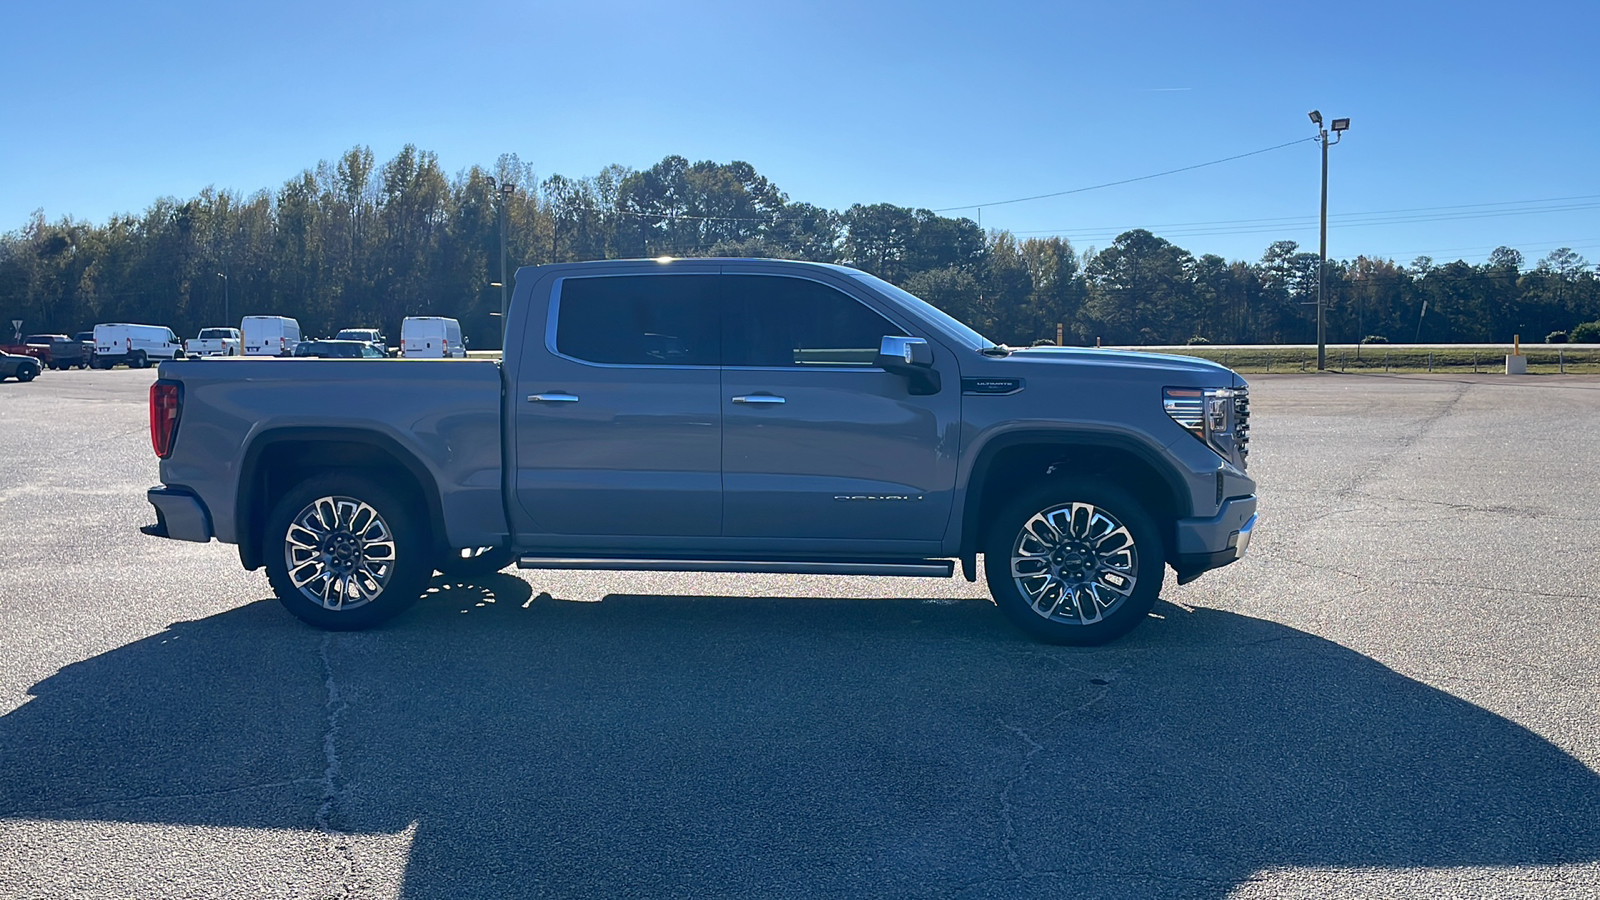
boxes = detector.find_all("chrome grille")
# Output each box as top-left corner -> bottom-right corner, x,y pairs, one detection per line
1235,387 -> 1250,466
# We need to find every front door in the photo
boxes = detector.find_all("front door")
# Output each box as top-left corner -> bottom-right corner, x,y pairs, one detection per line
514,272 -> 723,538
719,273 -> 959,545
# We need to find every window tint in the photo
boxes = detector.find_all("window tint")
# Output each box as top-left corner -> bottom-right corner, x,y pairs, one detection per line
556,274 -> 720,366
723,275 -> 904,368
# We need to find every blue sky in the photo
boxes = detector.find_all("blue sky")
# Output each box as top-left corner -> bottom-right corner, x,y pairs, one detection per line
2,0 -> 1596,266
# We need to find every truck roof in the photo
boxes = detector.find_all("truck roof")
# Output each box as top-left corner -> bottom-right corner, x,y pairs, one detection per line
515,257 -> 863,278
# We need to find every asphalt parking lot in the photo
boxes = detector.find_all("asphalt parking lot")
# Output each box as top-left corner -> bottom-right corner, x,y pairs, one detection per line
2,367 -> 1598,899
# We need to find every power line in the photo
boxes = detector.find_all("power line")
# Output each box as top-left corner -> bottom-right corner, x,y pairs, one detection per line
1011,197 -> 1600,241
927,137 -> 1316,212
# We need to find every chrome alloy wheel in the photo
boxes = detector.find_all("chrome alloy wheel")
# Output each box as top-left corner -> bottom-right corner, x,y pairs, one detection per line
283,496 -> 397,611
1010,502 -> 1139,625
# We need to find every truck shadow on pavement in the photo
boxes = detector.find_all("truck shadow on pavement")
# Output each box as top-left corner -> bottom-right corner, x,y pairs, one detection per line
3,574 -> 1598,899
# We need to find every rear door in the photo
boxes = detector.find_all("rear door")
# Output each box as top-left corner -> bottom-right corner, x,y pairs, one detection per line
513,272 -> 724,538
719,273 -> 960,546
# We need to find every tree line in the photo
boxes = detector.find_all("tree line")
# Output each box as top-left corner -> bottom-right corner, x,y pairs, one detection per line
3,145 -> 1597,348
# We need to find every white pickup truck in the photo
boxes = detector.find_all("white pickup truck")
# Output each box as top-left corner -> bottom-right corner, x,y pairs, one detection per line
185,327 -> 242,357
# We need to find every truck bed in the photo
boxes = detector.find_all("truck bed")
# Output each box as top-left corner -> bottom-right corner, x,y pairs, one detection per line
156,357 -> 506,550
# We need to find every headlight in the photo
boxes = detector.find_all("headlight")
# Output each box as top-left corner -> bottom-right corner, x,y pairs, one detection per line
1164,386 -> 1248,467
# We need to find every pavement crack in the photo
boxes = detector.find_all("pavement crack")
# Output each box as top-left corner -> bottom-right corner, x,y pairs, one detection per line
1329,381 -> 1472,501
316,632 -> 350,833
316,633 -> 369,900
994,676 -> 1119,876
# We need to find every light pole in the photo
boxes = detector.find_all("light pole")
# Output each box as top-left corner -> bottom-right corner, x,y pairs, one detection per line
485,178 -> 515,345
216,271 -> 230,326
1309,110 -> 1349,371
499,182 -> 513,329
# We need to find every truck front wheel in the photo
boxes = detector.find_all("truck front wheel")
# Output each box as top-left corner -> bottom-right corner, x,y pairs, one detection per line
983,479 -> 1164,646
265,474 -> 433,630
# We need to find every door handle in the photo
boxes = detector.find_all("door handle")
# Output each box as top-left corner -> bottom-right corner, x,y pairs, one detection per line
528,393 -> 580,403
731,394 -> 785,405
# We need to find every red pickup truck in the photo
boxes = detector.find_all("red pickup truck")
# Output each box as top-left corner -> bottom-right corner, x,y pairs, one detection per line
0,337 -> 49,364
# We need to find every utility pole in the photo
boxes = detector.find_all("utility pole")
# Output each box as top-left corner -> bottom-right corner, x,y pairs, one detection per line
1309,110 -> 1349,371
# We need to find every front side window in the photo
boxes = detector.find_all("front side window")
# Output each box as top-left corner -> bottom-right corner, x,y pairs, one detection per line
555,274 -> 720,367
722,275 -> 904,368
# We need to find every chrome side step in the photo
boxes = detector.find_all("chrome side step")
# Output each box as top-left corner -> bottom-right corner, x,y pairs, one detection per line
516,557 -> 956,578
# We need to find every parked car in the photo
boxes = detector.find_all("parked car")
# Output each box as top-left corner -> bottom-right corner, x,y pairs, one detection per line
26,334 -> 90,369
401,317 -> 466,358
73,331 -> 95,362
241,316 -> 302,357
0,337 -> 49,364
186,327 -> 242,357
292,339 -> 385,359
142,258 -> 1257,645
92,323 -> 185,368
0,349 -> 42,382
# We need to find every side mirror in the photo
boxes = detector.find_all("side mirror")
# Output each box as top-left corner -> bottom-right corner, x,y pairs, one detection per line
874,335 -> 940,395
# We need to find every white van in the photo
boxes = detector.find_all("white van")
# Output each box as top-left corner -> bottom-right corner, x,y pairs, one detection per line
92,323 -> 185,369
241,316 -> 302,357
401,317 -> 466,358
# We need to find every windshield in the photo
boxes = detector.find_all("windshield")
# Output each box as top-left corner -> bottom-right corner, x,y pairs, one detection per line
198,329 -> 235,339
337,329 -> 379,341
847,272 -> 994,350
296,341 -> 364,358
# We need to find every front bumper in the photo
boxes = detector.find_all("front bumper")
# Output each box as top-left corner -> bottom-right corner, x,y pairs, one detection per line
143,486 -> 214,543
1172,495 -> 1257,584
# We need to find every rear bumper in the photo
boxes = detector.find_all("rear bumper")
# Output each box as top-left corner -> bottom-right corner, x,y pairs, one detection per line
144,486 -> 214,543
1172,495 -> 1257,583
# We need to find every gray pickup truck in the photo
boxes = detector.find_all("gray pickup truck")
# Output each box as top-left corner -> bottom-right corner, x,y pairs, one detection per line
144,258 -> 1256,644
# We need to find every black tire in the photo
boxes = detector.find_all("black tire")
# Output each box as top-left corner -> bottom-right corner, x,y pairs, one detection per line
173,349 -> 186,360
16,364 -> 38,383
983,478 -> 1165,646
130,351 -> 148,369
264,473 -> 433,630
435,547 -> 518,580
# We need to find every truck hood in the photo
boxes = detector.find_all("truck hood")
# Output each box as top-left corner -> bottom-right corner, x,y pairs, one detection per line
988,346 -> 1243,386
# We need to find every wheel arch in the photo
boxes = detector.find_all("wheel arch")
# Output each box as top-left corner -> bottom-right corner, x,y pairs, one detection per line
236,427 -> 447,571
959,430 -> 1193,568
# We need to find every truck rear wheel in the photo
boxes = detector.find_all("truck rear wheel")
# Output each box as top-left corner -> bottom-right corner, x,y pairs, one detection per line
265,474 -> 433,630
983,479 -> 1164,646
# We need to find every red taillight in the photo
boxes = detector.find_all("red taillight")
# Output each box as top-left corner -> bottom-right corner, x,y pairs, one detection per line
150,381 -> 182,458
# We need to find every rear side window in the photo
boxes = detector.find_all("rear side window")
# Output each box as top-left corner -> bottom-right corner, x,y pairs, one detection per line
723,275 -> 904,368
556,274 -> 720,366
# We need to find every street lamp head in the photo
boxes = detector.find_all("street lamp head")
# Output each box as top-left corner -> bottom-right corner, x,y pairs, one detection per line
1330,117 -> 1350,132
1308,110 -> 1323,126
